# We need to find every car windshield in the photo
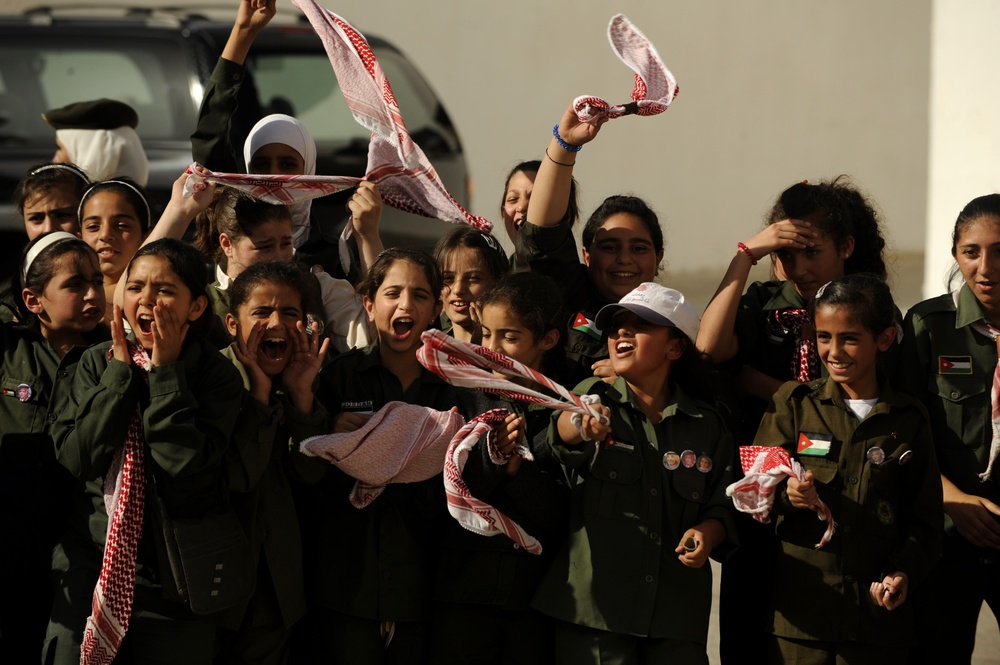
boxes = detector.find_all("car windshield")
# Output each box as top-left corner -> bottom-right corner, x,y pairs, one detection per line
0,35 -> 196,147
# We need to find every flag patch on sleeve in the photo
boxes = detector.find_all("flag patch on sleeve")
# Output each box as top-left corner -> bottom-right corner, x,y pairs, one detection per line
797,432 -> 833,457
572,312 -> 602,340
938,356 -> 972,375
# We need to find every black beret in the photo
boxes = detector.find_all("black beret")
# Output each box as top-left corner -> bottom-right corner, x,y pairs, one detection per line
43,98 -> 139,130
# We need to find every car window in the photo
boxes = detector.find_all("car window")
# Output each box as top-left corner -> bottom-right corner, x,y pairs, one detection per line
0,36 -> 195,146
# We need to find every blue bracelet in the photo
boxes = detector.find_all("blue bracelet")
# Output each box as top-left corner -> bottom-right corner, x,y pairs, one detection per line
552,124 -> 583,152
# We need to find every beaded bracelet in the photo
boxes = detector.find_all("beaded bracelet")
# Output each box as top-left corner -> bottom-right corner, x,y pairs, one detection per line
737,241 -> 758,265
552,124 -> 583,152
545,147 -> 575,167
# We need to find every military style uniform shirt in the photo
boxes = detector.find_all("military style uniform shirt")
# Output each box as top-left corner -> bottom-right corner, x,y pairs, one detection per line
754,378 -> 943,647
899,285 -> 1000,559
513,221 -> 606,384
533,377 -> 736,645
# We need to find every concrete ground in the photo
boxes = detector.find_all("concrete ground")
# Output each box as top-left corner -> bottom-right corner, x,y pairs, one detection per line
669,251 -> 999,663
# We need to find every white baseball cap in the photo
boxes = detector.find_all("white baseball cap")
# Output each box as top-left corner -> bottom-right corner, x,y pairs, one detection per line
594,283 -> 700,342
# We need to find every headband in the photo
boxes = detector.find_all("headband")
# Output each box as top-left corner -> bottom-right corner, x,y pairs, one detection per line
22,231 -> 80,282
29,163 -> 91,184
78,180 -> 152,231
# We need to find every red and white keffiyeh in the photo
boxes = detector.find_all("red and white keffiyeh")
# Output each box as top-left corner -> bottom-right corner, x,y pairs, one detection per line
967,311 -> 1000,482
444,408 -> 543,554
184,0 -> 491,273
776,309 -> 820,383
416,329 -> 606,422
299,401 -> 465,508
80,343 -> 151,665
573,14 -> 679,124
726,445 -> 835,549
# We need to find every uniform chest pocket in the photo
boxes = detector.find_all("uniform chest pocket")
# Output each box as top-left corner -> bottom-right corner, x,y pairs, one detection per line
670,467 -> 708,504
800,458 -> 839,486
932,374 -> 988,450
589,447 -> 644,521
0,376 -> 43,437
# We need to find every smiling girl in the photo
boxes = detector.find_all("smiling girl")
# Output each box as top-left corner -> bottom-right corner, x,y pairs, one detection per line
46,238 -> 243,665
1,233 -> 107,661
79,179 -> 152,323
899,194 -> 1000,661
534,282 -> 735,664
754,274 -> 941,664
433,226 -> 510,343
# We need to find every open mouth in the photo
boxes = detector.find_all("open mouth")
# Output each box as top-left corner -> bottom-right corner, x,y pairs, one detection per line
615,340 -> 635,355
136,314 -> 154,334
97,246 -> 118,259
450,300 -> 469,312
391,317 -> 415,338
610,271 -> 638,279
259,337 -> 288,362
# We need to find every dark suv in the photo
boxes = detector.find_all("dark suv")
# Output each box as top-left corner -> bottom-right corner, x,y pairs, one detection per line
0,6 -> 471,268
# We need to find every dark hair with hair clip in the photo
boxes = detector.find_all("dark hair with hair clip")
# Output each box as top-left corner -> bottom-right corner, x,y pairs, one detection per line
500,159 -> 581,229
193,186 -> 292,267
79,178 -> 152,234
581,195 -> 665,255
228,260 -> 320,326
13,162 -> 90,214
808,273 -> 897,337
127,238 -> 212,339
357,247 -> 442,302
433,226 -> 510,286
767,176 -> 887,280
14,233 -> 100,332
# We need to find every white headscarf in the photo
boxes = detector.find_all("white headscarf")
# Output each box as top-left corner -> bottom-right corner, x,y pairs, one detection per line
56,126 -> 149,186
243,114 -> 317,249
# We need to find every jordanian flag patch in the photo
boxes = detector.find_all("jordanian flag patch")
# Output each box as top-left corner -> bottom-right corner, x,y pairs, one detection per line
797,432 -> 833,457
938,355 -> 972,375
572,312 -> 601,340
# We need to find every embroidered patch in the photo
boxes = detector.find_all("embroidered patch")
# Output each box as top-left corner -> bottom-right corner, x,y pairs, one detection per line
938,356 -> 972,375
876,500 -> 894,525
797,432 -> 833,457
572,312 -> 602,340
341,400 -> 374,413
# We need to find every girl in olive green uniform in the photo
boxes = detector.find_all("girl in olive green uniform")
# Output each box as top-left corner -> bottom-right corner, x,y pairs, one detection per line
45,239 -> 243,665
755,274 -> 941,664
899,194 -> 1000,662
289,248 -> 474,665
697,178 -> 891,664
536,283 -> 736,665
216,261 -> 330,665
1,233 -> 106,663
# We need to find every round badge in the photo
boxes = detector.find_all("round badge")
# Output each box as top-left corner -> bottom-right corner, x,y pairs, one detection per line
866,446 -> 885,466
696,455 -> 713,474
15,383 -> 31,403
899,450 -> 913,466
680,449 -> 696,469
663,451 -> 680,470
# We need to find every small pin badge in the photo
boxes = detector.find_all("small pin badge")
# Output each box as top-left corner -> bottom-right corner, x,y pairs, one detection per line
899,450 -> 913,465
680,449 -> 696,469
16,383 -> 31,403
696,455 -> 713,474
866,446 -> 885,466
663,451 -> 680,470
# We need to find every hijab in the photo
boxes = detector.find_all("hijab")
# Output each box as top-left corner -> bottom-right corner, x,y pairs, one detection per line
56,126 -> 149,186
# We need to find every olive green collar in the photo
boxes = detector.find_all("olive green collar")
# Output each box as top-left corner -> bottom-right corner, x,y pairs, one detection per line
762,279 -> 808,311
954,283 -> 992,329
605,375 -> 704,420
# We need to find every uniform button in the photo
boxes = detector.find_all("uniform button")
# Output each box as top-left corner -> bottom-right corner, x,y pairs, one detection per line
609,471 -> 618,480
644,574 -> 654,583
650,531 -> 658,541
845,574 -> 855,583
57,370 -> 68,378
650,488 -> 658,496
951,390 -> 960,399
848,476 -> 858,485
843,526 -> 852,534
512,544 -> 520,550
46,412 -> 56,423
691,491 -> 700,500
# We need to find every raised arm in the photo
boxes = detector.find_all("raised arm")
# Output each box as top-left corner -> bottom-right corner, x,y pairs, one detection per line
526,104 -> 606,228
223,0 -> 275,65
696,219 -> 816,364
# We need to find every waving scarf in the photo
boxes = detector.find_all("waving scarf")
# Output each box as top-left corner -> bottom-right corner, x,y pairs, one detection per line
956,289 -> 1000,482
80,343 -> 150,665
727,445 -> 835,549
573,14 -> 679,124
299,401 -> 465,508
184,0 -> 490,273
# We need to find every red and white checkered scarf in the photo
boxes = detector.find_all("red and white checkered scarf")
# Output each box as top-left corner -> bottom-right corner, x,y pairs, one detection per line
775,309 -> 820,382
444,407 -> 542,555
726,445 -> 835,549
299,401 -> 465,508
184,0 -> 490,273
80,342 -> 151,665
573,14 -> 679,124
961,287 -> 1000,481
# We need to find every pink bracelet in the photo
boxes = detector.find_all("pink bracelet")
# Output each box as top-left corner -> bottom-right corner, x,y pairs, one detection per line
737,242 -> 758,265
